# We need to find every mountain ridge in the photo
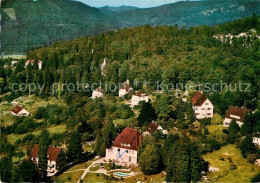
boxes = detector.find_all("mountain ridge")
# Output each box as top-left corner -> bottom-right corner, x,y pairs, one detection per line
1,0 -> 260,53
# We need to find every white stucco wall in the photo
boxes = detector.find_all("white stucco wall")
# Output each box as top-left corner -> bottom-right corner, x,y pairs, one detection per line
106,146 -> 138,165
223,117 -> 243,127
91,91 -> 103,99
11,109 -> 30,116
131,95 -> 149,107
192,99 -> 214,119
253,137 -> 260,146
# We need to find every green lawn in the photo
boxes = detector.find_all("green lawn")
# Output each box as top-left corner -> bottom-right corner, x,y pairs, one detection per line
203,144 -> 260,182
57,161 -> 93,182
7,124 -> 67,144
207,125 -> 226,133
83,173 -> 107,182
58,170 -> 84,183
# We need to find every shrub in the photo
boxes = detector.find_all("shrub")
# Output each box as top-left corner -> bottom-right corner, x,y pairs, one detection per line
230,163 -> 237,170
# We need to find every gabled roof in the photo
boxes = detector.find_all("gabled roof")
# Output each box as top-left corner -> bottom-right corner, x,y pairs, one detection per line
113,128 -> 142,151
192,92 -> 208,106
120,83 -> 132,92
31,145 -> 63,162
94,87 -> 103,93
146,121 -> 160,134
225,106 -> 249,122
11,105 -> 24,114
134,91 -> 148,97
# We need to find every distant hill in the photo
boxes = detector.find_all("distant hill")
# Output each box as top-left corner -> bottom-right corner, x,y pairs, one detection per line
99,6 -> 139,14
1,0 -> 260,54
115,0 -> 260,27
1,0 -> 118,54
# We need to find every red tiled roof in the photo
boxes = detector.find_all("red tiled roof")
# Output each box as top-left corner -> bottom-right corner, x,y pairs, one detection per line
134,91 -> 148,97
120,84 -> 132,92
192,92 -> 207,106
225,106 -> 249,122
113,128 -> 142,151
11,105 -> 23,114
146,121 -> 160,134
31,145 -> 62,161
95,87 -> 103,93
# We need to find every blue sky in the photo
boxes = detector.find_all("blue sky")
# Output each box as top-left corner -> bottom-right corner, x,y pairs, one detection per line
76,0 -> 181,8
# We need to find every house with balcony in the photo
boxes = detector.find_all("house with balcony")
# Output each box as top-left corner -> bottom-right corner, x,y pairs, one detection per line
30,145 -> 66,176
223,106 -> 249,127
105,127 -> 142,166
192,91 -> 214,119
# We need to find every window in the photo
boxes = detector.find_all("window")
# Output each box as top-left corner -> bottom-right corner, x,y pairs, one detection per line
205,103 -> 208,105
118,149 -> 120,151
208,108 -> 211,110
207,113 -> 211,116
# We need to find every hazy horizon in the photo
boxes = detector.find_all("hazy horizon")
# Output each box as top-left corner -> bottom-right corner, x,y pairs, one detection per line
76,0 -> 183,8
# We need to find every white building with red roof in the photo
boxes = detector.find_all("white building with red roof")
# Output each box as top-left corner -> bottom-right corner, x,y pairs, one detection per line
119,81 -> 132,97
223,106 -> 249,127
143,121 -> 168,136
10,105 -> 30,116
130,91 -> 149,107
105,127 -> 142,166
25,60 -> 43,70
192,91 -> 214,119
30,144 -> 66,176
91,87 -> 104,99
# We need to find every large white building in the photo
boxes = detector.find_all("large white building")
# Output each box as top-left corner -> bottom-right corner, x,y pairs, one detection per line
192,92 -> 214,119
11,106 -> 30,116
119,82 -> 132,97
130,91 -> 149,107
91,87 -> 104,99
223,106 -> 248,127
31,145 -> 66,176
106,128 -> 142,166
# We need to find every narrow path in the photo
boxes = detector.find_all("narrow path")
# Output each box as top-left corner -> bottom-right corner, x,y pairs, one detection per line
77,157 -> 105,183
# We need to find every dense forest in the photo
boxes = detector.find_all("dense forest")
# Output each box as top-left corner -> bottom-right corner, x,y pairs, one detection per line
1,0 -> 260,53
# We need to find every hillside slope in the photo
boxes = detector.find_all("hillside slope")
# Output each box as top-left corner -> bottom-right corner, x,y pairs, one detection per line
1,0 -> 260,54
116,0 -> 260,27
1,0 -> 118,53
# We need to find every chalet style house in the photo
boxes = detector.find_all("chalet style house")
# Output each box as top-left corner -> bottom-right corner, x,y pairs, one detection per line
91,87 -> 104,99
25,60 -> 43,70
143,121 -> 168,136
119,82 -> 132,97
253,137 -> 260,148
30,145 -> 66,176
130,91 -> 149,107
106,127 -> 142,166
192,92 -> 214,119
11,106 -> 30,116
223,106 -> 248,127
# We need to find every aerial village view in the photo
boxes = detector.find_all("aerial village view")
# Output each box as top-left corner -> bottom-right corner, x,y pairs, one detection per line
0,0 -> 260,182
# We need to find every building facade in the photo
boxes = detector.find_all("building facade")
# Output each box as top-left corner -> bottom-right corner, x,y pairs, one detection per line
91,87 -> 104,99
11,106 -> 30,116
106,128 -> 142,166
119,82 -> 132,97
30,145 -> 66,176
223,106 -> 248,127
192,92 -> 214,119
130,92 -> 149,107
